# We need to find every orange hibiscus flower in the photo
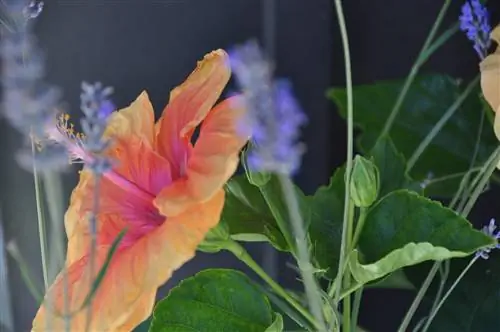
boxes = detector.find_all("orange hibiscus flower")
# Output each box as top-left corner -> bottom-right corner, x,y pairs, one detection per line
32,49 -> 249,331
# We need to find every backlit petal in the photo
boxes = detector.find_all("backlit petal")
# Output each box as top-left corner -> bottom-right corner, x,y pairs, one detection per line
480,25 -> 500,112
105,91 -> 156,146
155,50 -> 231,178
33,191 -> 224,331
154,96 -> 248,217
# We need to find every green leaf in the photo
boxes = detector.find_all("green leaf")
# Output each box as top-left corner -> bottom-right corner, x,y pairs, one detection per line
308,167 -> 345,280
221,175 -> 288,251
150,269 -> 274,332
328,74 -> 497,197
420,254 -> 500,331
350,190 -> 494,284
265,313 -> 284,332
369,136 -> 420,197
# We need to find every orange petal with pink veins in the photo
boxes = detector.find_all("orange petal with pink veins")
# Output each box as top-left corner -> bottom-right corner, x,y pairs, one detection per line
105,91 -> 156,147
33,190 -> 224,331
154,96 -> 249,217
155,50 -> 231,178
65,137 -> 171,264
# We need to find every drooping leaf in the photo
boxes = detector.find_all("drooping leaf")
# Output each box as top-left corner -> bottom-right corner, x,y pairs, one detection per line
308,167 -> 345,280
328,74 -> 497,197
150,269 -> 274,332
350,190 -> 494,285
220,175 -> 288,251
265,313 -> 284,332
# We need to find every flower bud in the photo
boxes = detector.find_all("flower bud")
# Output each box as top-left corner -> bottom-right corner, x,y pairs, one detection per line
350,155 -> 379,208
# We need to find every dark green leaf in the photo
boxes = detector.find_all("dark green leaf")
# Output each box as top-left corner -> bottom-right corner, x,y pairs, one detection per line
369,136 -> 420,197
150,269 -> 274,332
221,176 -> 288,251
351,190 -> 494,284
308,167 -> 345,280
328,74 -> 497,197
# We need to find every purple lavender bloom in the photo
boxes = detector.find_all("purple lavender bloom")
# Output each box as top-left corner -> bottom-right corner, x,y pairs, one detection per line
459,0 -> 491,59
476,218 -> 500,260
229,41 -> 307,175
80,82 -> 115,174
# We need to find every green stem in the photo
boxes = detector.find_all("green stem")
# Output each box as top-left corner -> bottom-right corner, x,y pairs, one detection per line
31,137 -> 49,291
398,146 -> 500,332
406,75 -> 480,172
422,256 -> 479,331
332,0 -> 355,309
343,290 -> 351,332
277,174 -> 327,331
378,0 -> 452,141
351,288 -> 364,332
351,208 -> 368,250
225,240 -> 318,331
397,261 -> 440,332
42,172 -> 70,332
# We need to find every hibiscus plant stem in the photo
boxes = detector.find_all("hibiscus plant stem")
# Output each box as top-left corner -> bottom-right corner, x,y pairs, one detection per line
398,146 -> 500,332
332,0 -> 355,311
225,240 -> 319,331
378,0 -> 452,142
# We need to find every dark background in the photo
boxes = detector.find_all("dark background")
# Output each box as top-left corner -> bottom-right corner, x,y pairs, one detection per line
1,0 -> 499,331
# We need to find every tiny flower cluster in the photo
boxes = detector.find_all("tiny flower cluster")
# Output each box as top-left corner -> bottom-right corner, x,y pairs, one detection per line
459,0 -> 491,59
229,41 -> 307,175
476,218 -> 500,259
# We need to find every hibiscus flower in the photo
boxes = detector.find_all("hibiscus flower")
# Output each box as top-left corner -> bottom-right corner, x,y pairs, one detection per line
33,49 -> 249,331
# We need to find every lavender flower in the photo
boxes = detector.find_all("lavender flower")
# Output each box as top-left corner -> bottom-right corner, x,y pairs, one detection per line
79,82 -> 114,174
459,0 -> 491,59
475,218 -> 500,259
229,41 -> 307,175
23,0 -> 44,20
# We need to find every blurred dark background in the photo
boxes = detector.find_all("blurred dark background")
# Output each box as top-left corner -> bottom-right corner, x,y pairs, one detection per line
1,0 -> 500,331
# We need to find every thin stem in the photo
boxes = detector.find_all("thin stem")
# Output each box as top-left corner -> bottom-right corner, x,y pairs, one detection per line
406,75 -> 480,172
397,261 -> 440,332
31,137 -> 49,290
333,0 -> 355,308
277,174 -> 327,331
42,172 -> 70,332
351,208 -> 368,250
351,288 -> 364,332
378,0 -> 452,141
343,290 -> 351,332
422,256 -> 479,331
461,147 -> 500,217
85,174 -> 102,332
398,146 -> 500,332
225,240 -> 318,331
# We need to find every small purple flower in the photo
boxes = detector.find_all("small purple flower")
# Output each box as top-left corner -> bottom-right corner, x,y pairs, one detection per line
459,0 -> 491,59
229,41 -> 307,175
80,82 -> 115,173
476,218 -> 500,260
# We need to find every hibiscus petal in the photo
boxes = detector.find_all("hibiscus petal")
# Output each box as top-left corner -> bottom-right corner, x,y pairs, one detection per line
65,137 -> 171,264
154,96 -> 248,217
480,25 -> 500,112
155,49 -> 231,178
33,191 -> 224,331
105,91 -> 156,147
